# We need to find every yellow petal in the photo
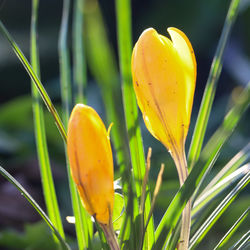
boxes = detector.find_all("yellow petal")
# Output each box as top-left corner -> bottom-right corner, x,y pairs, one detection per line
67,104 -> 114,225
132,27 -> 196,154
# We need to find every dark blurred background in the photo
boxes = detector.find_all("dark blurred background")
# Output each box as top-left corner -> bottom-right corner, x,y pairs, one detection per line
0,0 -> 249,249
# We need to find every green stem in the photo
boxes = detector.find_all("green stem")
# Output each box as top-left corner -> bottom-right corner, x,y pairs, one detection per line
172,148 -> 191,250
100,223 -> 120,250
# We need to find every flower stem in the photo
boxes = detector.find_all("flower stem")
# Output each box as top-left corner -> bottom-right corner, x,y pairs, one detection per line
172,147 -> 191,250
100,223 -> 120,250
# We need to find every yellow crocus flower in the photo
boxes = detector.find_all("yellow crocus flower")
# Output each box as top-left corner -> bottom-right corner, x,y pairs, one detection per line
132,27 -> 196,165
67,104 -> 114,225
132,27 -> 196,250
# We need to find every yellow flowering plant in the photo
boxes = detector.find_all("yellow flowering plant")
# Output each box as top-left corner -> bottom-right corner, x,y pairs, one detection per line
0,0 -> 249,250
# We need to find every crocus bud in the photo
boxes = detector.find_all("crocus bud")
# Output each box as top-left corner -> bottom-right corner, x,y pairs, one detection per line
132,27 -> 196,155
67,104 -> 114,225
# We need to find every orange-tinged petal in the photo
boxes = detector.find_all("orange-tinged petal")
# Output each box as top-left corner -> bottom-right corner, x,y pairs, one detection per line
67,104 -> 114,225
132,27 -> 196,154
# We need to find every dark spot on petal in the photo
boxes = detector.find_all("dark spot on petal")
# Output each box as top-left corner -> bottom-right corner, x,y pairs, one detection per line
136,81 -> 139,86
147,100 -> 150,106
148,82 -> 152,86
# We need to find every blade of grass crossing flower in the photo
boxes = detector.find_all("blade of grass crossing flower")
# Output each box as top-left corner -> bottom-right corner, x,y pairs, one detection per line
0,165 -> 70,250
188,0 -> 241,169
0,21 -> 67,142
30,0 -> 65,241
189,172 -> 250,249
213,208 -> 249,249
153,84 -> 250,249
115,0 -> 154,248
72,0 -> 87,104
59,0 -> 92,248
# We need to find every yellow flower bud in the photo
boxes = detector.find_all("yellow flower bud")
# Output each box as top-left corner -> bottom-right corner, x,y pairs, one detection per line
132,27 -> 196,155
67,104 -> 114,225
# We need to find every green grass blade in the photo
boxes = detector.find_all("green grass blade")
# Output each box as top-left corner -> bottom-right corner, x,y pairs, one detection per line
154,83 -> 250,249
192,164 -> 249,217
188,0 -> 241,169
229,230 -> 250,250
0,165 -> 70,250
202,143 -> 250,194
30,0 -> 65,240
115,0 -> 154,248
58,0 -> 72,122
72,0 -> 87,104
59,0 -> 92,248
0,20 -> 67,142
189,172 -> 250,249
213,208 -> 249,249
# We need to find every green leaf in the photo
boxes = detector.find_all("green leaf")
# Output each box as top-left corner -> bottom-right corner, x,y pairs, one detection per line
189,172 -> 250,249
72,0 -> 87,104
113,193 -> 125,231
192,164 -> 249,217
214,208 -> 249,249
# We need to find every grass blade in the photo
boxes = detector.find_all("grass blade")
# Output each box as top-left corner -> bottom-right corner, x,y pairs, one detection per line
30,0 -> 65,240
0,20 -> 67,142
188,0 -> 241,169
189,172 -> 250,249
192,164 -> 249,217
72,0 -> 87,104
59,0 -> 93,248
213,208 -> 249,249
0,165 -> 70,250
202,142 -> 250,194
229,230 -> 250,250
154,83 -> 250,249
115,0 -> 154,248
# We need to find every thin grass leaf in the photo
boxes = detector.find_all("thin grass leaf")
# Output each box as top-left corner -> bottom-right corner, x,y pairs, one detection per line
189,172 -> 250,249
30,0 -> 65,241
229,230 -> 250,250
72,0 -> 87,104
59,0 -> 93,248
0,21 -> 67,142
154,83 -> 250,249
202,142 -> 250,194
115,0 -> 154,248
192,164 -> 250,217
214,208 -> 249,249
188,0 -> 241,169
0,165 -> 70,250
